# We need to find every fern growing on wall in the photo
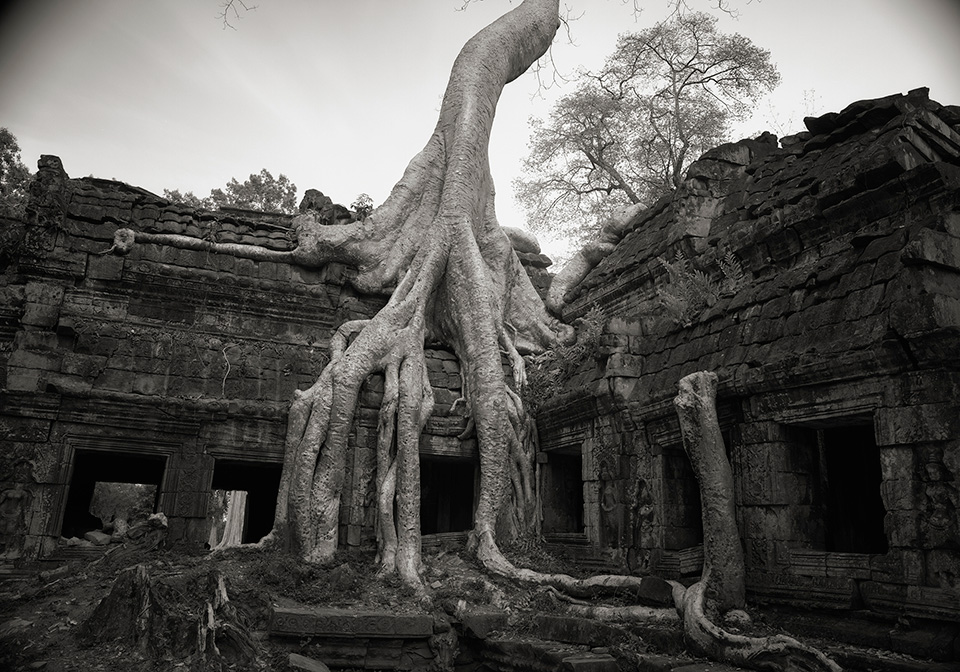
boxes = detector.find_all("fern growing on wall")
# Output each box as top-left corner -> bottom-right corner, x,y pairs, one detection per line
523,304 -> 605,411
657,249 -> 748,325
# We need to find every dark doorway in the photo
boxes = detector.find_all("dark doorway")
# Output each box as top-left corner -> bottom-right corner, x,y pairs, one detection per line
420,458 -> 475,535
662,447 -> 703,550
61,450 -> 166,538
541,451 -> 584,534
210,459 -> 282,544
820,425 -> 888,554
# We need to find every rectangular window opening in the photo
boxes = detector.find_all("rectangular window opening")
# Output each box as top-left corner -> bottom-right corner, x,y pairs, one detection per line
541,451 -> 584,535
818,425 -> 888,554
209,459 -> 281,545
420,457 -> 476,535
61,450 -> 166,540
662,447 -> 704,551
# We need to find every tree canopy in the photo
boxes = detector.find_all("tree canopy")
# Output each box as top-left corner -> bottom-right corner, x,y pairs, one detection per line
0,127 -> 32,219
164,168 -> 298,213
515,10 -> 779,253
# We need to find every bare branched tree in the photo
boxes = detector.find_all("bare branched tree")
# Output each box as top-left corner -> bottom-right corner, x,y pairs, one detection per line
516,10 -> 778,251
217,0 -> 257,30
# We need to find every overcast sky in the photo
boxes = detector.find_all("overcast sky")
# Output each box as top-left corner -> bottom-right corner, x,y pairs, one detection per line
2,0 -> 959,259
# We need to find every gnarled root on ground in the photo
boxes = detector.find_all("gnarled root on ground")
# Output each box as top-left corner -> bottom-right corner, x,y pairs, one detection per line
476,371 -> 841,672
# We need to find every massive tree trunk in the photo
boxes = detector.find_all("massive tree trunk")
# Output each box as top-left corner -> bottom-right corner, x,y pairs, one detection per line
114,0 -> 570,587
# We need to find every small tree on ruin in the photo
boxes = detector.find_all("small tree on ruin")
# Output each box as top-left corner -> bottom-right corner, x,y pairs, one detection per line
515,10 -> 780,251
164,168 -> 298,213
1,127 -> 32,220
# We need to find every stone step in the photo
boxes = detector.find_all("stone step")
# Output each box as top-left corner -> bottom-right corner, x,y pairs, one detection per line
480,637 -> 603,672
0,565 -> 34,583
827,645 -> 960,672
44,546 -> 111,562
269,606 -> 434,639
270,606 -> 437,671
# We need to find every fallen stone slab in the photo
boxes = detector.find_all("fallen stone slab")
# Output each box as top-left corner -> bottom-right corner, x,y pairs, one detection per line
270,607 -> 433,638
82,530 -> 112,546
288,652 -> 330,672
671,662 -> 748,672
459,608 -> 509,639
635,653 -> 682,672
482,637 -> 583,672
561,651 -> 619,671
533,615 -> 625,648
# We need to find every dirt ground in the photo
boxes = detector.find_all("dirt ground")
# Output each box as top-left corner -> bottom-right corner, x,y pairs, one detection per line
0,537 -> 593,672
0,536 -> 950,672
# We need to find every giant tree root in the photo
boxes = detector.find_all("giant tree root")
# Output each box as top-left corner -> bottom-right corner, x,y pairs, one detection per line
109,0 -> 572,591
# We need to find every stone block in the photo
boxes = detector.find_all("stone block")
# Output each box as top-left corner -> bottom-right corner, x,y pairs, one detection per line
877,404 -> 959,445
748,570 -> 858,610
846,284 -> 887,319
604,353 -> 643,378
871,250 -> 903,283
3,367 -> 42,392
534,616 -> 622,647
560,652 -> 618,671
673,663 -> 746,672
60,352 -> 107,379
869,549 -> 924,585
24,281 -> 65,305
270,607 -> 434,638
367,640 -> 406,668
83,530 -> 112,546
890,294 -> 960,337
15,331 -> 59,351
925,549 -> 960,591
459,609 -> 509,639
901,228 -> 960,272
87,253 -> 124,280
886,510 -> 919,547
879,446 -> 917,479
95,368 -> 138,394
825,552 -> 872,579
131,373 -> 167,396
880,479 -> 918,511
634,653 -> 678,672
289,653 -> 330,672
21,303 -> 60,327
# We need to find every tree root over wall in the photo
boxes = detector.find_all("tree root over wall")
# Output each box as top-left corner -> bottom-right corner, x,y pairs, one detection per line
107,2 -> 841,668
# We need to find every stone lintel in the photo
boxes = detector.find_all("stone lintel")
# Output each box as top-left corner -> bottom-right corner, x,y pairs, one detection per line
270,607 -> 433,638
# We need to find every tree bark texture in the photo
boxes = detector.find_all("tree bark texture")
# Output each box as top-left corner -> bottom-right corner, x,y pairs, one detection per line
673,371 -> 841,672
674,370 -> 745,613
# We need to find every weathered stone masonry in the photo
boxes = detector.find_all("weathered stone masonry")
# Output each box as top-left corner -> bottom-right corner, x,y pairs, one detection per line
0,160 -> 514,559
539,89 -> 960,635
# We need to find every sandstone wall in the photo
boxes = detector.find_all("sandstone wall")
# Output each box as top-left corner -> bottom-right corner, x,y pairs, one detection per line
538,89 -> 960,627
0,160 -> 475,559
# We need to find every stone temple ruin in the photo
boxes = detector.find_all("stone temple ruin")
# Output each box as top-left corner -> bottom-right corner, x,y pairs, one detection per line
1,88 -> 959,663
